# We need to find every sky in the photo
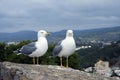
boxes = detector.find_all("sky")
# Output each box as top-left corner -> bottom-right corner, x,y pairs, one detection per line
0,0 -> 120,32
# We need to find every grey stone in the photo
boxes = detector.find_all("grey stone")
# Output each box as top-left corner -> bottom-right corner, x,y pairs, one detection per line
0,62 -> 118,80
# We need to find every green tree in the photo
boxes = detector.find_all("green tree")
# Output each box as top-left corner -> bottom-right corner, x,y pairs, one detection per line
0,42 -> 6,61
68,52 -> 81,69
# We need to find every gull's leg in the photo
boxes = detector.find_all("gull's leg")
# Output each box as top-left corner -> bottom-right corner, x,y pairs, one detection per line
60,57 -> 63,67
33,57 -> 35,64
66,56 -> 69,68
37,57 -> 39,65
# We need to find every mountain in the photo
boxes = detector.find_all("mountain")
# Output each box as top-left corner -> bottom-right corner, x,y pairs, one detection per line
0,26 -> 120,42
74,26 -> 120,41
47,26 -> 120,43
0,31 -> 37,42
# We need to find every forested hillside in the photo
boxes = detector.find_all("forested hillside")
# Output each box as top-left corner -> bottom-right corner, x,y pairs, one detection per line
78,40 -> 120,68
0,40 -> 120,69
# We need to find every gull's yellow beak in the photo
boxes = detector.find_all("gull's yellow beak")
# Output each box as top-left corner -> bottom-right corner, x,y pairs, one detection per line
46,32 -> 50,36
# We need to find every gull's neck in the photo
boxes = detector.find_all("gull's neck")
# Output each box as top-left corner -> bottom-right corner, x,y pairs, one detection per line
65,36 -> 74,40
38,37 -> 46,41
66,35 -> 73,38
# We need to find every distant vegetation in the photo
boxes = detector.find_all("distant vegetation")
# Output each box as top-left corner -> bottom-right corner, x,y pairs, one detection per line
0,40 -> 120,69
78,40 -> 120,68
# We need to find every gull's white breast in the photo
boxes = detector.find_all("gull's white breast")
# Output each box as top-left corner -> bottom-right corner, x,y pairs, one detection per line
58,37 -> 76,57
29,38 -> 48,57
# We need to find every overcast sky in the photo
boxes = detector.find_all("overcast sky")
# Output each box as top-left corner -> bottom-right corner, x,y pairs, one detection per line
0,0 -> 120,32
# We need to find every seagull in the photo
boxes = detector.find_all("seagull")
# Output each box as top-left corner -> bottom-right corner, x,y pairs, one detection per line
52,30 -> 76,68
16,30 -> 49,64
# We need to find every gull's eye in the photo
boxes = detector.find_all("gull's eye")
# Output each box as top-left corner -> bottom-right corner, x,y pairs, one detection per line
41,32 -> 44,33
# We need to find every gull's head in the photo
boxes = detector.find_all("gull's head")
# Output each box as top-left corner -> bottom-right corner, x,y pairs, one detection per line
38,30 -> 50,37
66,30 -> 73,37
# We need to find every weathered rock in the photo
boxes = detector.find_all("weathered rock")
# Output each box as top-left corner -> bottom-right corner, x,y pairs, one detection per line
0,62 -> 119,80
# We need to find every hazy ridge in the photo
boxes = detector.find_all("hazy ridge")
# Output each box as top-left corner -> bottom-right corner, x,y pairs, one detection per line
0,26 -> 120,42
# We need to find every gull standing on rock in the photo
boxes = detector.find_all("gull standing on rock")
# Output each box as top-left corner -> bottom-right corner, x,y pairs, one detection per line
52,30 -> 76,68
16,30 -> 49,64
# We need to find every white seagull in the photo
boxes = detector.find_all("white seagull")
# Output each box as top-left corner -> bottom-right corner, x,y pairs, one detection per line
16,30 -> 49,64
52,30 -> 76,68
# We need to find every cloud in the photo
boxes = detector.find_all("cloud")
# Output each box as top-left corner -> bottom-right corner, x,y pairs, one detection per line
0,0 -> 120,32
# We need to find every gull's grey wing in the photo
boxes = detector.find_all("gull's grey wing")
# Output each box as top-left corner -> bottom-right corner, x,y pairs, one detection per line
52,41 -> 62,57
20,42 -> 37,55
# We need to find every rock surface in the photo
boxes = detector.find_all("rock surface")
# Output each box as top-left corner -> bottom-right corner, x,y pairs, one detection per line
0,62 -> 119,80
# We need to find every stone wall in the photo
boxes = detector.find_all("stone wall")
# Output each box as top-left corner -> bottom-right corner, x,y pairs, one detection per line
0,62 -> 118,80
